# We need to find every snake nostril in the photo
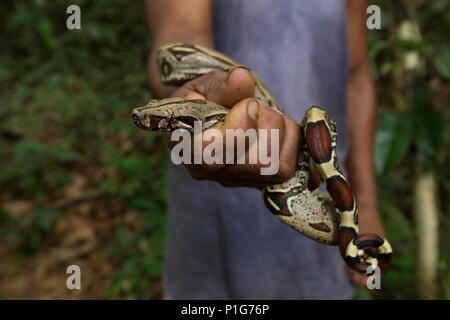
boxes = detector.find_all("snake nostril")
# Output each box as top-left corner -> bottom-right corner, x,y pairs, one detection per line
161,58 -> 172,76
132,113 -> 140,124
132,113 -> 147,129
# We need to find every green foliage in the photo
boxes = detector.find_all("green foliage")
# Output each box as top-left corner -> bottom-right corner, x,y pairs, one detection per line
374,93 -> 443,175
105,209 -> 166,299
411,94 -> 443,171
1,138 -> 78,196
369,0 -> 449,300
0,205 -> 62,254
434,47 -> 450,80
375,109 -> 413,175
0,0 -> 166,299
100,144 -> 168,299
100,143 -> 167,204
374,200 -> 416,299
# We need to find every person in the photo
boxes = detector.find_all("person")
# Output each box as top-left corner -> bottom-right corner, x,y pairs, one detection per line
144,0 -> 387,299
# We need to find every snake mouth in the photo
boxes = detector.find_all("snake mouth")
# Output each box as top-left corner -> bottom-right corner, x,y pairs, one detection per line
132,112 -> 175,131
161,74 -> 198,87
132,113 -> 146,130
132,112 -> 158,131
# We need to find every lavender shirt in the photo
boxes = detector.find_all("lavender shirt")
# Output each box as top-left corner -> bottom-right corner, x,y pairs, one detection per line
163,0 -> 354,299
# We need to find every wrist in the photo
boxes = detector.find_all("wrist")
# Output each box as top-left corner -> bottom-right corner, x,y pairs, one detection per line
356,206 -> 386,237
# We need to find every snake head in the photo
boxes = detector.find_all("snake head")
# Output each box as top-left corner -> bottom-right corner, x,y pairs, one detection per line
132,98 -> 220,132
131,99 -> 172,131
132,109 -> 163,131
156,43 -> 235,86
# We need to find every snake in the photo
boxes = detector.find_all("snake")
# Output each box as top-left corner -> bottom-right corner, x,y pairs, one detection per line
132,43 -> 393,274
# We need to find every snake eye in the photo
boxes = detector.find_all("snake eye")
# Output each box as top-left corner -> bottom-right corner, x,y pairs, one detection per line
161,58 -> 172,76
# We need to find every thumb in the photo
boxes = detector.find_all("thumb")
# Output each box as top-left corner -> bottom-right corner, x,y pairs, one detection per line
213,98 -> 286,165
204,67 -> 255,108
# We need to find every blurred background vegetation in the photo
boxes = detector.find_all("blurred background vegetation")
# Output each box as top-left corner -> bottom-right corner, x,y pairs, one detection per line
0,0 -> 448,299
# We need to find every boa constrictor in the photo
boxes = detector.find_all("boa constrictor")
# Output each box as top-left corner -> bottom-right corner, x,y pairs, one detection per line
132,43 -> 393,273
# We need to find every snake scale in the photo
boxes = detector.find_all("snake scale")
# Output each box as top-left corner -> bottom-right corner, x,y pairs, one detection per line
132,43 -> 393,274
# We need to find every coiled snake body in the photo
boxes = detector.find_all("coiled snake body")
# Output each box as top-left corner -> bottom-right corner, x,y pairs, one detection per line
132,43 -> 392,273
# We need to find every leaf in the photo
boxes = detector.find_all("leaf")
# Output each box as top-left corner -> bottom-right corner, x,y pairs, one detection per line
370,40 -> 388,60
375,108 -> 413,175
37,17 -> 55,49
32,206 -> 61,233
412,104 -> 443,170
394,39 -> 429,53
378,200 -> 414,253
379,62 -> 394,76
434,49 -> 450,80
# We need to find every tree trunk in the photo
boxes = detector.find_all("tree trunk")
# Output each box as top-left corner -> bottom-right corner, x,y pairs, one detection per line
413,171 -> 438,299
390,0 -> 440,299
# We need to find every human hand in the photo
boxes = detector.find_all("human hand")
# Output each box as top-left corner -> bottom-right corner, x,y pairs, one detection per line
166,67 -> 320,189
346,205 -> 387,287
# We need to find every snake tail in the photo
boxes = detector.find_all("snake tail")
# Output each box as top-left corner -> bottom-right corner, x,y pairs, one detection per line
303,106 -> 392,273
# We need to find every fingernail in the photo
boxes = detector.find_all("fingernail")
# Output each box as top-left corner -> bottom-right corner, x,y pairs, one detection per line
226,65 -> 249,83
247,99 -> 259,121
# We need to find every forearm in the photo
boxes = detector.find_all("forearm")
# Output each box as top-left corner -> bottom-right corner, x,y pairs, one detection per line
148,32 -> 214,98
144,0 -> 214,98
346,64 -> 385,236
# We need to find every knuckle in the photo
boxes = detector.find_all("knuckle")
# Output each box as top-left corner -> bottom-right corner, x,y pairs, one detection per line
284,116 -> 298,131
257,106 -> 285,130
207,70 -> 226,78
269,109 -> 285,128
276,161 -> 296,181
192,82 -> 206,94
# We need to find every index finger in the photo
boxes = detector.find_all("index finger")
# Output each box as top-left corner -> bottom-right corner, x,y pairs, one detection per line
171,67 -> 255,108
